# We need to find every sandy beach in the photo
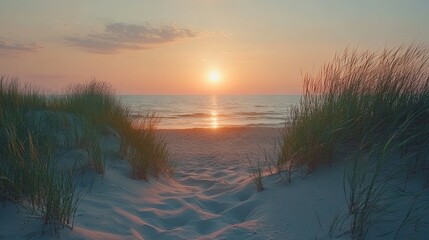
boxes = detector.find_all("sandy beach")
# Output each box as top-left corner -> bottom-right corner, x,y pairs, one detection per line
2,2 -> 429,239
1,126 -> 428,239
0,127 -> 345,239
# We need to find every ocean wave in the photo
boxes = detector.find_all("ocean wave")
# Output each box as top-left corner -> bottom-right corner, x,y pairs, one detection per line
242,123 -> 285,128
121,95 -> 300,129
244,116 -> 286,121
235,111 -> 277,116
177,113 -> 209,118
175,113 -> 227,118
254,105 -> 269,108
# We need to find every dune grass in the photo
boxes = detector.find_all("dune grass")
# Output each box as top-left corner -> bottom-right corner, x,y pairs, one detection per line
80,125 -> 105,175
0,79 -> 78,231
124,115 -> 171,180
247,155 -> 264,192
54,81 -> 171,179
278,44 -> 429,174
341,119 -> 429,239
0,77 -> 170,231
277,45 -> 429,239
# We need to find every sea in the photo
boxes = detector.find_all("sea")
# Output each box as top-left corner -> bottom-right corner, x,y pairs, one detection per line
119,95 -> 301,129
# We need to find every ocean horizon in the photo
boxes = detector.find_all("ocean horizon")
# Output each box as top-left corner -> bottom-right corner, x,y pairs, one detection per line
119,95 -> 301,129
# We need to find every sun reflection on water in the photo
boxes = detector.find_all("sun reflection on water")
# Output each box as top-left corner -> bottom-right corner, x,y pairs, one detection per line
210,96 -> 219,129
210,110 -> 219,129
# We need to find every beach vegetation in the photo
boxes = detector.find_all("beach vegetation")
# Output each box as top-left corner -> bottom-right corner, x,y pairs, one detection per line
278,44 -> 429,177
277,45 -> 429,239
248,155 -> 264,192
124,114 -> 171,180
0,77 -> 170,232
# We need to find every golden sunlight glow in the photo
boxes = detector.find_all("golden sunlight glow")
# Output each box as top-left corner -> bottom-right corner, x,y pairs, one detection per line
208,70 -> 221,83
210,110 -> 219,129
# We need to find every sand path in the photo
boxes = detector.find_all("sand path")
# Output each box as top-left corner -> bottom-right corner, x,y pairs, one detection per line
0,127 -> 349,239
68,128 -> 281,240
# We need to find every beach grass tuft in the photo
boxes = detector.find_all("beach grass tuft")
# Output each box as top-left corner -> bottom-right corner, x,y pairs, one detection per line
278,44 -> 429,174
248,155 -> 264,192
277,45 -> 429,239
124,114 -> 171,180
0,76 -> 170,232
56,81 -> 171,179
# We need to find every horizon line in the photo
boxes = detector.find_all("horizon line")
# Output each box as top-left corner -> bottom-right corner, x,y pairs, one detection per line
116,93 -> 302,96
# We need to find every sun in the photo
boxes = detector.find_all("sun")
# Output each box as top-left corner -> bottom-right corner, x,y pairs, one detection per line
208,70 -> 221,83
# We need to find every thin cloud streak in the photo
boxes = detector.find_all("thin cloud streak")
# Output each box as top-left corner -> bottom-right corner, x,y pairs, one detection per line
66,22 -> 202,54
0,39 -> 42,54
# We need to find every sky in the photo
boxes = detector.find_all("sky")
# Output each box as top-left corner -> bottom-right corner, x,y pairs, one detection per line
0,0 -> 428,95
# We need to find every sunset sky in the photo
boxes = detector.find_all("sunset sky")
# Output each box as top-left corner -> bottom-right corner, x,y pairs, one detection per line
1,1 -> 428,95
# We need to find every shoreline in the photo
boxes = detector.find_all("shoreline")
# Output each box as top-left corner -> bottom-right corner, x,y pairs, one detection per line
158,126 -> 283,132
157,126 -> 285,131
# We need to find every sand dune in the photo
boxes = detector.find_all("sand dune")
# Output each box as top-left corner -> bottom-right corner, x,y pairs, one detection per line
70,128 -> 281,240
1,127 -> 428,239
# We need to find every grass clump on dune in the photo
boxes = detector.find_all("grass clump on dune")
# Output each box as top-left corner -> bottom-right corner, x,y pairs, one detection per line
0,78 -> 78,231
278,45 -> 429,173
0,77 -> 170,232
278,45 -> 429,239
55,81 -> 171,179
123,115 -> 170,180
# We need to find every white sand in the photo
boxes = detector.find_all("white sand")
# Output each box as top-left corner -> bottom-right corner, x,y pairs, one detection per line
1,127 -> 428,239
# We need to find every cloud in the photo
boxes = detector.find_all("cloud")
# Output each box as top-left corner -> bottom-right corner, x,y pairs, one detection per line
66,23 -> 201,54
0,39 -> 42,55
